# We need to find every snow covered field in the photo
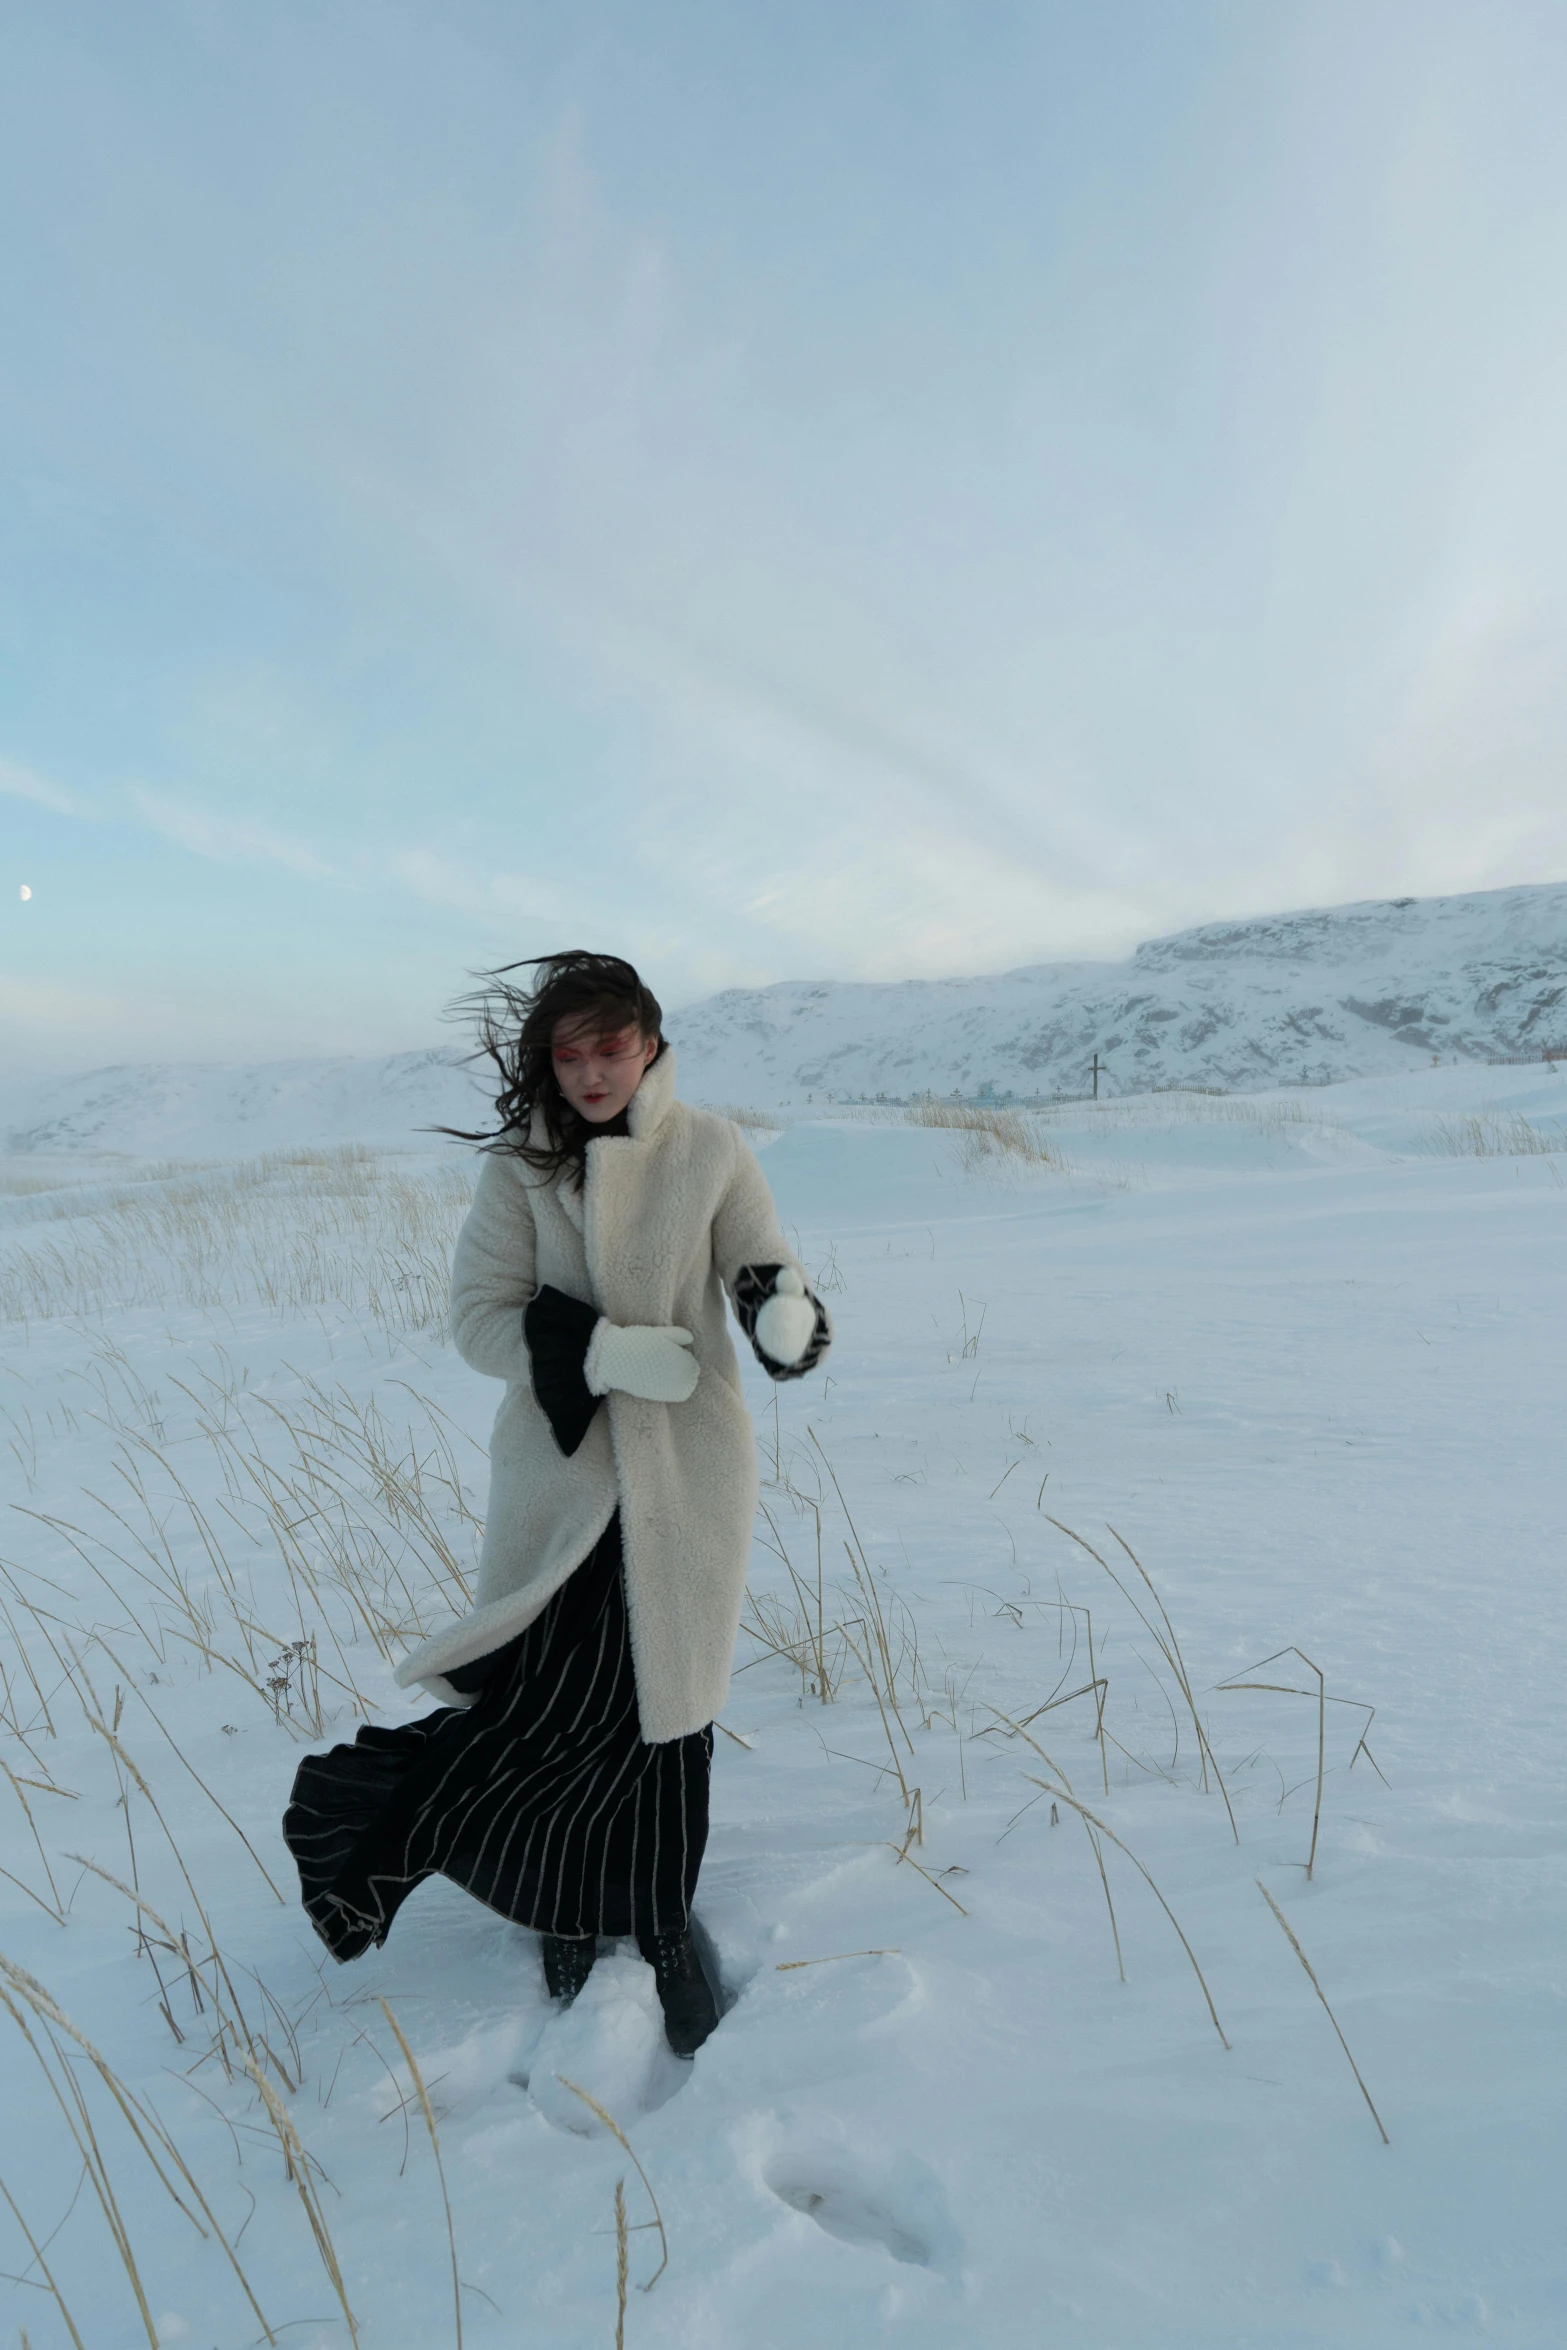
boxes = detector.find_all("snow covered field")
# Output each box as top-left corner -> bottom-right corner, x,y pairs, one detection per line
1,1062 -> 1563,2347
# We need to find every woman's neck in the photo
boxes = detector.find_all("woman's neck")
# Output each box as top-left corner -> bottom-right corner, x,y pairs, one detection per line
561,1102 -> 630,1188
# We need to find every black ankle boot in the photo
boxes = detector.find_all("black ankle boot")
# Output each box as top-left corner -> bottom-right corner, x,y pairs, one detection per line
541,1933 -> 597,2005
638,1927 -> 719,2056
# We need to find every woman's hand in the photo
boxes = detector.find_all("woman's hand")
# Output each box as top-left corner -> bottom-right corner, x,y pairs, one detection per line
585,1320 -> 700,1403
753,1267 -> 818,1367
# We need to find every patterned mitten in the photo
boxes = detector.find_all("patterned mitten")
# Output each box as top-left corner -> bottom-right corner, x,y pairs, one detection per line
753,1268 -> 817,1367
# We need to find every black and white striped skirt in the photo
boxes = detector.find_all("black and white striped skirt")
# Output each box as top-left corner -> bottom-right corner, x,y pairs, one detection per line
282,1518 -> 713,1961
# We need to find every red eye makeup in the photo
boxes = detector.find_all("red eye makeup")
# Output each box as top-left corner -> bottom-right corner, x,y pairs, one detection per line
553,1033 -> 640,1063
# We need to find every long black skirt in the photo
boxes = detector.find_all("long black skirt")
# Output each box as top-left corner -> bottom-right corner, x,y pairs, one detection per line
282,1518 -> 713,1962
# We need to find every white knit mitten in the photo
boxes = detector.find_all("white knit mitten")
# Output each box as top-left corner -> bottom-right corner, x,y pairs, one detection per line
754,1267 -> 817,1366
584,1320 -> 699,1403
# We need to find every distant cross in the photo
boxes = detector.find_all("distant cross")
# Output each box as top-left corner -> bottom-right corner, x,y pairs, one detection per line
1090,1052 -> 1104,1100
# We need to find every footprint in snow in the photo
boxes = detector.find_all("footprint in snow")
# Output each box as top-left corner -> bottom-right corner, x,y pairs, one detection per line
376,2012 -> 541,2125
763,2132 -> 962,2276
522,1952 -> 690,2133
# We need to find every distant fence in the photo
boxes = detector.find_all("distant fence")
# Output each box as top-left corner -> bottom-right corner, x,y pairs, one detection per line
1489,1047 -> 1566,1065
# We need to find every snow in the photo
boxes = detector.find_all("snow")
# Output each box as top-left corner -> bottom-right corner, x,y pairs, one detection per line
0,1044 -> 488,1160
4,881 -> 1564,1156
1,1054 -> 1564,2345
669,880 -> 1567,1103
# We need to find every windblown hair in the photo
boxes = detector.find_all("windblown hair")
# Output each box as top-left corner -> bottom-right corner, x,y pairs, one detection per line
442,950 -> 664,1186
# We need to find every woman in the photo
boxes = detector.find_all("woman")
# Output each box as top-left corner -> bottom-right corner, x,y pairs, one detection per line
283,952 -> 830,2054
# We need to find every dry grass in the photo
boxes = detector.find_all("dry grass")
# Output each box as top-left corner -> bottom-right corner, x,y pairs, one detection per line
3,1354 -> 484,1743
1045,1518 -> 1238,1839
0,1294 -> 496,2324
1042,1092 -> 1316,1136
742,1439 -> 1382,2052
745,1432 -> 927,1760
379,1999 -> 464,2349
906,1100 -> 1062,1170
0,1169 -> 86,1199
775,1948 -> 901,1971
1021,1773 -> 1230,2047
0,2164 -> 87,2346
1217,1651 -> 1382,1878
703,1104 -> 783,1132
0,1143 -> 473,1326
0,1156 -> 216,1207
248,2059 -> 360,2344
0,1952 -> 278,2345
1257,1881 -> 1389,2142
554,2079 -> 668,2290
1423,1109 -> 1565,1158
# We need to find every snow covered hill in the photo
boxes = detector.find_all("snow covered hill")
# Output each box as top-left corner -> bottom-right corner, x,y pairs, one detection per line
0,1045 -> 488,1159
4,881 -> 1564,1155
670,880 -> 1567,1104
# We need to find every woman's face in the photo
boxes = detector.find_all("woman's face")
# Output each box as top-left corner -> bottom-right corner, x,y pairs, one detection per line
550,1015 -> 658,1123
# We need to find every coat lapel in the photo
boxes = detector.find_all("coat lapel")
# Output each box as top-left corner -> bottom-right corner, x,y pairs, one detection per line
555,1170 -> 585,1234
583,1048 -> 678,1323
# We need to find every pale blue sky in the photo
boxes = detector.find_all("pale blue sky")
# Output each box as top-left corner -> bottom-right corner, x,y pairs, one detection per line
3,0 -> 1565,1075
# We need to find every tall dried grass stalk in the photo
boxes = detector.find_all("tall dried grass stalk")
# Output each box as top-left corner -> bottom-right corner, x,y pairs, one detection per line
811,1426 -> 922,1719
988,1715 -> 1124,1975
247,2060 -> 360,2344
749,1501 -> 841,1703
0,1954 -> 277,2345
1046,1518 -> 1238,1838
1082,1818 -> 1127,1983
1257,1881 -> 1389,2143
614,2178 -> 629,2350
554,2079 -> 668,2290
67,1857 -> 294,2097
1021,1776 -> 1230,2048
883,1838 -> 969,1913
378,1998 -> 464,2350
90,1636 -> 286,1900
78,1722 -> 270,2082
1218,1653 -> 1385,1875
0,1757 -> 67,1922
775,1949 -> 901,1971
0,2170 -> 86,2348
1218,1648 -> 1325,1875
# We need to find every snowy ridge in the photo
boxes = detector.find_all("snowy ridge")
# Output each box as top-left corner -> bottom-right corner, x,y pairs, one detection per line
1,1045 -> 488,1159
4,881 -> 1564,1154
670,881 -> 1567,1104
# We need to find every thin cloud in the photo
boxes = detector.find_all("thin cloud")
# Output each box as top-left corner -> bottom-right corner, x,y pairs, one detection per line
132,790 -> 338,880
0,756 -> 81,816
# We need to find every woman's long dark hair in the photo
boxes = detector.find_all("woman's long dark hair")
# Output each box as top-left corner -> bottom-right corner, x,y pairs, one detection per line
441,950 -> 664,1186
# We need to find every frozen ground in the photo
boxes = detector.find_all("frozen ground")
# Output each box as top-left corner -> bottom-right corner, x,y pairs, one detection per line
0,1062 -> 1563,2347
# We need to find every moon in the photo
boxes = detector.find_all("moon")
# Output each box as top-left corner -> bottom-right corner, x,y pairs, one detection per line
18,885 -> 30,901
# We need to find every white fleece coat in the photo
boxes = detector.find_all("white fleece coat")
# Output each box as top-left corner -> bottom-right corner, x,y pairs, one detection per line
395,1050 -> 814,1742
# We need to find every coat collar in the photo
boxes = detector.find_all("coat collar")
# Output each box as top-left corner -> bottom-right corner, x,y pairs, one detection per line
626,1044 -> 677,1141
546,1047 -> 678,1233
